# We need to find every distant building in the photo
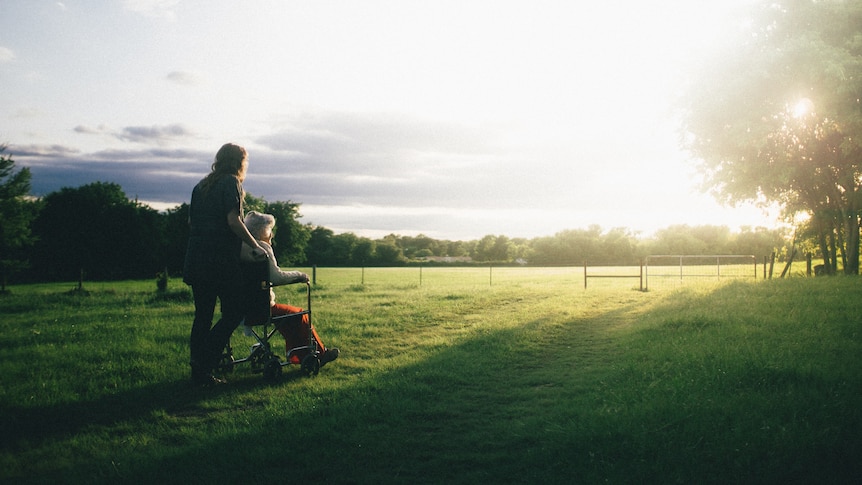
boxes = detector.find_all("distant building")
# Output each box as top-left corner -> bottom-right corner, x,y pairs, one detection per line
420,256 -> 473,263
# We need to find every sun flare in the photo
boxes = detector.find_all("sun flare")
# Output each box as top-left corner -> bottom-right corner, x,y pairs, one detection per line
792,98 -> 814,118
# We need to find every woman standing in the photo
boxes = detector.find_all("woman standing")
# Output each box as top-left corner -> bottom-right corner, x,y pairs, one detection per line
183,143 -> 267,386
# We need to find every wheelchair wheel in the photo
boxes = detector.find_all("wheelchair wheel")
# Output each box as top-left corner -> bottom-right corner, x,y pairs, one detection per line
250,344 -> 268,369
217,353 -> 235,374
301,354 -> 320,376
263,356 -> 282,380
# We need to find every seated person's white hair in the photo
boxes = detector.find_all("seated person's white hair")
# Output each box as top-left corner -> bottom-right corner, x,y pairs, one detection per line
244,211 -> 276,240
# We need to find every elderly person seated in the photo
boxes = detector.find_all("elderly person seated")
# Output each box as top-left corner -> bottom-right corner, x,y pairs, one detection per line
240,211 -> 339,367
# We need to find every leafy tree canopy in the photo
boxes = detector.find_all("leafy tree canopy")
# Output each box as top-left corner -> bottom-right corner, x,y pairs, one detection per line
0,145 -> 40,290
31,182 -> 162,281
679,0 -> 862,273
0,146 -> 34,249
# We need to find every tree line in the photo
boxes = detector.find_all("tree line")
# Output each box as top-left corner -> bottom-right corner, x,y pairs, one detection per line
1,148 -> 789,286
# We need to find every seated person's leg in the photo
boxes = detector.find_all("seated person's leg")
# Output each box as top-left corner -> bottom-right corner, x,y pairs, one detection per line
272,303 -> 338,365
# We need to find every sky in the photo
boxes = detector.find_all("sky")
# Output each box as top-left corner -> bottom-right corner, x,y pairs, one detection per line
0,0 -> 779,241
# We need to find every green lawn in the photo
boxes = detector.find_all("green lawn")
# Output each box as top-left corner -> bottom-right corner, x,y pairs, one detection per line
1,269 -> 860,484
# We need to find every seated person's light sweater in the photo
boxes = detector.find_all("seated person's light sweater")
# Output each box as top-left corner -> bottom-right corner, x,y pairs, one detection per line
240,241 -> 305,307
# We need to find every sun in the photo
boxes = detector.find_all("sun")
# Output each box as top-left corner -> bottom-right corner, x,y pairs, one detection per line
792,98 -> 814,119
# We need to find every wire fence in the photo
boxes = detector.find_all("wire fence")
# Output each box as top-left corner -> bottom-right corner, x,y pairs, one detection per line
644,255 -> 758,290
306,266 -> 584,288
297,256 -> 761,291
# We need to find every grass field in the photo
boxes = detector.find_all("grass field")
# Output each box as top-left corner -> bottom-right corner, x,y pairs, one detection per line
1,268 -> 860,484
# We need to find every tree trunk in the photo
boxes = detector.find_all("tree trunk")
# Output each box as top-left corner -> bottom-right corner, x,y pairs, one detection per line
829,225 -> 839,274
844,210 -> 860,274
816,217 -> 834,274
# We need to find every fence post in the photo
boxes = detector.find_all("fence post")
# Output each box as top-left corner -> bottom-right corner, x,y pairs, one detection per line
583,261 -> 587,289
769,252 -> 775,279
312,265 -> 317,285
639,260 -> 643,291
645,257 -> 649,291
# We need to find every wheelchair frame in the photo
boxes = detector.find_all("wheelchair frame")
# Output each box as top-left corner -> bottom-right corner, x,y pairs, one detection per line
219,265 -> 321,380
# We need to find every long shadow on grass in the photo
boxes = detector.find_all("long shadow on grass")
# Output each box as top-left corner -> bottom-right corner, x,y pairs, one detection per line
0,366 -> 305,452
5,281 -> 862,483
119,281 -> 860,484
0,292 -> 640,483
116,298 -> 655,483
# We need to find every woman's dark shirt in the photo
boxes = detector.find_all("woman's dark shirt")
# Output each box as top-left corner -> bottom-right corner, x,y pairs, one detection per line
182,175 -> 243,285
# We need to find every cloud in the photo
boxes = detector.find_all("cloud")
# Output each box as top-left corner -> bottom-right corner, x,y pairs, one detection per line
260,111 -> 493,156
248,109 -> 598,219
123,0 -> 180,21
12,143 -> 211,205
0,46 -> 15,63
74,124 -> 111,135
255,111 -> 497,176
89,147 -> 206,162
10,108 -> 45,120
7,144 -> 81,158
116,124 -> 194,144
11,143 -> 208,167
27,160 -> 198,205
232,117 -> 576,235
247,111 -> 510,211
74,123 -> 194,145
166,70 -> 206,86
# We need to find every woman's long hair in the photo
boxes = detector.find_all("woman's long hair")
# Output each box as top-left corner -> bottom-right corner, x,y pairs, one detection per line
200,143 -> 248,196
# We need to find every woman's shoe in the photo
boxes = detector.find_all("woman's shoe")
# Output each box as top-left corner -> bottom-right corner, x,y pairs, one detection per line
192,372 -> 227,386
320,348 -> 340,366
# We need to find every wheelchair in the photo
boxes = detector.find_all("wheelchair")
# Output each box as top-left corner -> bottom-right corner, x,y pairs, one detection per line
217,261 -> 321,380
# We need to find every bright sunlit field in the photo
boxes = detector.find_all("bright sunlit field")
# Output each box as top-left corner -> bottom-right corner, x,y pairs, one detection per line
1,269 -> 860,483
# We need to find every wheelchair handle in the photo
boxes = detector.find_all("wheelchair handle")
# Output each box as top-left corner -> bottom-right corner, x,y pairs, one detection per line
305,281 -> 312,324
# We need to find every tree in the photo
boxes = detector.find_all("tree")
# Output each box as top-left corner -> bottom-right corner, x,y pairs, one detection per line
529,226 -> 605,265
650,225 -> 719,255
490,235 -> 513,262
444,240 -> 469,258
330,233 -> 359,266
679,0 -> 862,274
162,203 -> 190,275
400,234 -> 438,259
470,235 -> 516,262
472,235 -> 498,262
31,182 -> 162,281
602,227 -> 638,265
305,226 -> 335,265
353,238 -> 375,266
373,240 -> 406,266
239,193 -> 310,265
264,200 -> 310,266
0,146 -> 39,290
732,226 -> 788,259
243,192 -> 267,214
